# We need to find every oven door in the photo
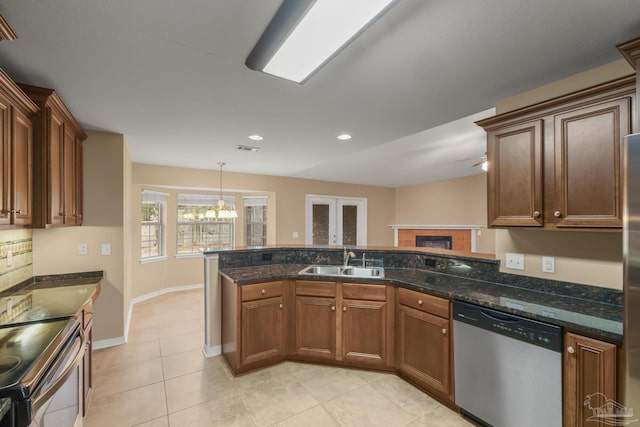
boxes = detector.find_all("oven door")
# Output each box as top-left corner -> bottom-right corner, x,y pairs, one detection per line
28,324 -> 85,427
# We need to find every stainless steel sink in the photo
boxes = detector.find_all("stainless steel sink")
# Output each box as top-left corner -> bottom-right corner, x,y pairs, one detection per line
298,265 -> 384,278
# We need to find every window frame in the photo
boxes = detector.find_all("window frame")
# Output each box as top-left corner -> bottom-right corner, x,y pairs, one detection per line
140,190 -> 168,263
176,194 -> 236,255
244,196 -> 268,248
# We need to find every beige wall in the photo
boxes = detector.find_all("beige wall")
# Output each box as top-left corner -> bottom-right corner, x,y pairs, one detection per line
130,164 -> 396,298
32,131 -> 128,341
490,59 -> 635,289
394,174 -> 496,254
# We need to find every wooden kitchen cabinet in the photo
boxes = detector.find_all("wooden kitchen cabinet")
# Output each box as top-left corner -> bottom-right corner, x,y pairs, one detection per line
294,280 -> 336,360
18,83 -> 87,227
396,287 -> 453,402
477,76 -> 635,229
564,332 -> 617,427
222,277 -> 287,373
0,70 -> 38,227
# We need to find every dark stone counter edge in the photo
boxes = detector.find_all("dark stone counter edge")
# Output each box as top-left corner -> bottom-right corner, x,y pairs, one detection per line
2,271 -> 104,296
219,266 -> 623,344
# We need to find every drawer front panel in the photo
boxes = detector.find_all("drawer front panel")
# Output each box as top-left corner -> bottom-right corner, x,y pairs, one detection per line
242,281 -> 283,301
398,287 -> 449,318
342,283 -> 386,301
296,280 -> 336,297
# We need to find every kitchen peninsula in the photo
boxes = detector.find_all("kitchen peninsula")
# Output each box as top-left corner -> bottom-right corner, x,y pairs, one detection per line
205,246 -> 621,420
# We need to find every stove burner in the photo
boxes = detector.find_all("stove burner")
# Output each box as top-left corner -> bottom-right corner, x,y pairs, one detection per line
0,356 -> 21,375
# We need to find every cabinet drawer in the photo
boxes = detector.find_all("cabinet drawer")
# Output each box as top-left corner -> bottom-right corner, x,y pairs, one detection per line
242,281 -> 283,302
296,280 -> 336,297
83,300 -> 93,329
398,287 -> 449,318
342,283 -> 386,301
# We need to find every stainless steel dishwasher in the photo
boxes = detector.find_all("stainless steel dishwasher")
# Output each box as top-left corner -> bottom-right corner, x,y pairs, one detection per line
453,301 -> 563,427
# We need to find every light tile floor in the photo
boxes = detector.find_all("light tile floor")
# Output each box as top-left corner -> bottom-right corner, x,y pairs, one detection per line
85,288 -> 474,427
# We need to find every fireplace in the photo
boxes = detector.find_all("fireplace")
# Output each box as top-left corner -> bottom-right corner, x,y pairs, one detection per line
416,235 -> 452,250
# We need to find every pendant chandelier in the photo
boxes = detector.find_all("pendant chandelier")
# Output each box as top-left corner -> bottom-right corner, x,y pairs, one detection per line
206,162 -> 237,219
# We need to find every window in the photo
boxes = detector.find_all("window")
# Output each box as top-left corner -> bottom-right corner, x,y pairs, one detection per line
141,191 -> 167,259
244,196 -> 268,247
177,194 -> 235,254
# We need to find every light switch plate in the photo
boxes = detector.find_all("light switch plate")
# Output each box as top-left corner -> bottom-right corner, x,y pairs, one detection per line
505,252 -> 525,270
79,243 -> 88,256
6,250 -> 12,267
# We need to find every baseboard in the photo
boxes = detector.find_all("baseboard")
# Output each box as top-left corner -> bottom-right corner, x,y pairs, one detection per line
93,336 -> 127,350
203,344 -> 221,358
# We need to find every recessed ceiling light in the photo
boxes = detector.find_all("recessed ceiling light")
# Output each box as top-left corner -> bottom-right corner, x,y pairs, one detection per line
248,134 -> 263,141
337,134 -> 352,141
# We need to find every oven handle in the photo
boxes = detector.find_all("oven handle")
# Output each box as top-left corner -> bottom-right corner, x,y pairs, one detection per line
31,326 -> 86,411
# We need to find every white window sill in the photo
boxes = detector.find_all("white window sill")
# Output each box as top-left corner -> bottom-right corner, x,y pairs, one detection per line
175,253 -> 205,259
140,256 -> 168,264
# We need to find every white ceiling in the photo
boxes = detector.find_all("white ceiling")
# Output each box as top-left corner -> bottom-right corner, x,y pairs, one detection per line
0,0 -> 639,188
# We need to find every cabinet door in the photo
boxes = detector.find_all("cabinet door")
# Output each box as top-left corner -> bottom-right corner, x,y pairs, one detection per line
295,296 -> 336,360
11,108 -> 33,226
240,296 -> 284,367
49,111 -> 65,225
564,333 -> 616,427
74,137 -> 83,225
0,93 -> 9,225
63,126 -> 76,225
487,120 -> 543,226
342,299 -> 386,366
397,304 -> 451,399
553,97 -> 631,227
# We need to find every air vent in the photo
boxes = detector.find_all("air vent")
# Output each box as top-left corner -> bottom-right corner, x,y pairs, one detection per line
237,145 -> 261,152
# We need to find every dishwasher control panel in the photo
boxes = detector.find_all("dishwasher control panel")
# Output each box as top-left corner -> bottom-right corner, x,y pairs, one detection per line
453,301 -> 562,352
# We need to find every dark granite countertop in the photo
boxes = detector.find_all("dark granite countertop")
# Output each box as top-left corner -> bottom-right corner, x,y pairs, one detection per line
220,264 -> 622,343
0,271 -> 102,326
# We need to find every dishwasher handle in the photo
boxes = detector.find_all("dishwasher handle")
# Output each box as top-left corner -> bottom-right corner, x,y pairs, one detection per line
479,309 -> 520,323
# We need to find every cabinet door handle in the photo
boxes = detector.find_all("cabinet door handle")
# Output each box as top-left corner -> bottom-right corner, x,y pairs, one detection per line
418,300 -> 423,306
567,346 -> 575,354
261,289 -> 266,295
279,303 -> 283,309
554,211 -> 562,218
331,306 -> 335,311
10,209 -> 22,214
442,328 -> 447,335
533,211 -> 540,218
343,307 -> 347,312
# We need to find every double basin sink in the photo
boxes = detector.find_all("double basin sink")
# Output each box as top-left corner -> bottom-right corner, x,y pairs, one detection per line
298,265 -> 385,278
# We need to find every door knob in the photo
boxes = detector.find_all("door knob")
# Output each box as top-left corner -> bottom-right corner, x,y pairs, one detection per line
331,306 -> 335,311
567,346 -> 575,354
554,211 -> 562,218
442,328 -> 447,335
279,303 -> 283,309
343,307 -> 347,312
533,211 -> 540,218
261,289 -> 266,295
418,300 -> 423,306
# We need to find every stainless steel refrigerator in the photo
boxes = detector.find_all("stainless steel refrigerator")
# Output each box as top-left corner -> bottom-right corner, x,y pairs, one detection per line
624,132 -> 640,414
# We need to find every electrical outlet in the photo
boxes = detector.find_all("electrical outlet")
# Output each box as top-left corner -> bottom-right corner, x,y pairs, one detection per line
79,243 -> 88,256
542,256 -> 555,273
6,250 -> 12,267
505,252 -> 525,270
292,231 -> 299,239
101,243 -> 112,256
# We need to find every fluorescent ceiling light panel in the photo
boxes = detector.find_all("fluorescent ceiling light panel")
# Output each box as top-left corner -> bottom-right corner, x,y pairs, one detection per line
247,0 -> 396,83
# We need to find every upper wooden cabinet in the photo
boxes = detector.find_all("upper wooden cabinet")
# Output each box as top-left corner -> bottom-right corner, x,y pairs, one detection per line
19,83 -> 87,227
477,76 -> 636,229
0,70 -> 38,228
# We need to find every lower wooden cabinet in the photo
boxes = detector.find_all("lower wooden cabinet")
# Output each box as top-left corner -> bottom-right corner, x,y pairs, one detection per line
396,288 -> 453,402
563,332 -> 617,427
222,278 -> 287,373
295,280 -> 336,360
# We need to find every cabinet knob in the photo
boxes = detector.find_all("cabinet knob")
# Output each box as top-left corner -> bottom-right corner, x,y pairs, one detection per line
418,300 -> 423,305
10,209 -> 21,214
279,303 -> 283,309
533,211 -> 541,218
554,211 -> 562,218
331,306 -> 336,311
343,307 -> 347,312
442,328 -> 447,335
261,289 -> 266,295
567,346 -> 575,354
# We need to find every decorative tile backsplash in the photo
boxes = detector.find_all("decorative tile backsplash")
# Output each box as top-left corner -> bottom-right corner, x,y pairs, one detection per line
0,229 -> 33,292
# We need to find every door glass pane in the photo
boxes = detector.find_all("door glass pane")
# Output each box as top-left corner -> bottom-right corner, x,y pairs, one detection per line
312,204 -> 330,245
342,205 -> 357,246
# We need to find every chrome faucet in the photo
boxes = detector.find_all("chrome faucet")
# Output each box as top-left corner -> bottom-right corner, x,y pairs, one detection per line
343,249 -> 356,266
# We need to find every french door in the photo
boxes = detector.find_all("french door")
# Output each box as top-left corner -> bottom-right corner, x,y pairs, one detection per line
305,195 -> 367,246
